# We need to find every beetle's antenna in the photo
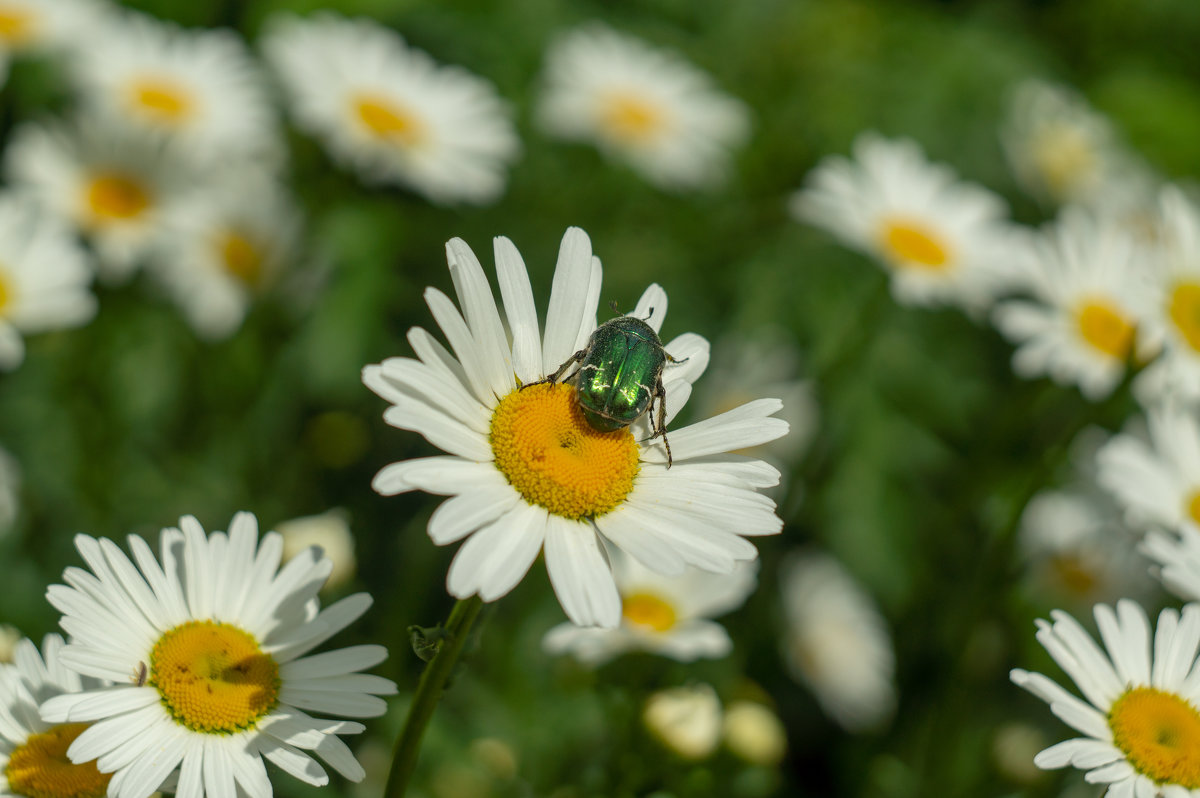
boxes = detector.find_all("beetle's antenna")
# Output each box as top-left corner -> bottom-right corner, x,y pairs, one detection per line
643,306 -> 655,322
608,299 -> 620,314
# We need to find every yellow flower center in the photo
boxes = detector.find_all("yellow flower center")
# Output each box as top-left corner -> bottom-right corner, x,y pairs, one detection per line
1186,489 -> 1200,527
1048,553 -> 1098,597
490,383 -> 640,520
1030,124 -> 1096,198
1075,298 -> 1135,360
0,270 -> 12,316
878,219 -> 951,271
622,591 -> 678,632
600,92 -> 666,144
150,620 -> 280,734
0,6 -> 36,45
127,77 -> 194,123
217,230 -> 264,287
1168,281 -> 1200,354
353,94 -> 426,148
3,723 -> 113,798
85,172 -> 151,222
1109,687 -> 1200,788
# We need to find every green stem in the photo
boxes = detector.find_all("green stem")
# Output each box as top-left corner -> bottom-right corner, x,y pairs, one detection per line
384,596 -> 484,798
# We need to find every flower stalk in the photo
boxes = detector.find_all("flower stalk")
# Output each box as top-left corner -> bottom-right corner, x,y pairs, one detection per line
384,596 -> 485,798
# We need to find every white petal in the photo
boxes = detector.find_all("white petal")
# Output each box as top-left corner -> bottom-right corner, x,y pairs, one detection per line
371,456 -> 495,497
543,519 -> 620,628
427,484 -> 520,546
494,236 -> 543,384
258,738 -> 328,786
543,227 -> 595,372
446,504 -> 547,601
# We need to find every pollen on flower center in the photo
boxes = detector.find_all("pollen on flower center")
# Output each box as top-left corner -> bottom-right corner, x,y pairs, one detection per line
3,723 -> 113,798
1109,686 -> 1200,788
600,91 -> 666,143
353,94 -> 426,148
878,219 -> 951,270
1075,298 -> 1135,360
1031,124 -> 1095,196
622,591 -> 678,632
150,620 -> 280,734
1168,281 -> 1200,353
217,230 -> 263,286
490,382 -> 640,520
85,172 -> 151,222
127,77 -> 194,123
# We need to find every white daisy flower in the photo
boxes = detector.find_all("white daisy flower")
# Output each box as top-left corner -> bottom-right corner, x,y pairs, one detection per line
542,556 -> 756,664
722,700 -> 786,767
1019,488 -> 1146,607
261,13 -> 519,205
0,0 -> 106,85
780,551 -> 895,732
1,634 -> 110,798
1011,600 -> 1200,797
1143,524 -> 1200,602
0,626 -> 18,664
41,512 -> 396,798
537,24 -> 749,191
1096,404 -> 1200,531
1001,79 -> 1142,208
791,132 -> 1016,309
0,194 -> 96,370
71,11 -> 277,161
151,168 -> 300,340
5,115 -> 197,282
1133,187 -> 1200,403
278,510 -> 356,593
992,208 -> 1154,401
363,227 -> 787,628
643,684 -> 722,761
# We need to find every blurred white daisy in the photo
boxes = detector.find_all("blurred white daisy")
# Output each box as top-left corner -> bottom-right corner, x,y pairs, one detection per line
1001,79 -> 1142,208
780,551 -> 895,732
0,625 -> 19,663
363,227 -> 787,628
791,132 -> 1015,309
1011,600 -> 1200,797
0,635 -> 109,798
1143,524 -> 1200,602
537,24 -> 749,191
1018,488 -> 1147,607
71,11 -> 277,161
542,556 -> 756,664
5,115 -> 196,281
261,13 -> 519,205
643,684 -> 722,761
0,194 -> 96,370
42,512 -> 396,798
992,209 -> 1154,401
278,509 -> 356,592
0,0 -> 106,85
151,168 -> 299,340
1135,187 -> 1200,403
1096,404 -> 1200,532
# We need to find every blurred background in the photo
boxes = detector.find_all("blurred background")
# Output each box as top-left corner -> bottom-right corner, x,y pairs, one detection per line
2,0 -> 1197,796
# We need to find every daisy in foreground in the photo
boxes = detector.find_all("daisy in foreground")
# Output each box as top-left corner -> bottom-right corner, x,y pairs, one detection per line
261,13 -> 519,205
363,227 -> 787,628
1,634 -> 109,798
791,132 -> 1015,310
536,24 -> 750,191
1011,600 -> 1200,798
42,512 -> 396,798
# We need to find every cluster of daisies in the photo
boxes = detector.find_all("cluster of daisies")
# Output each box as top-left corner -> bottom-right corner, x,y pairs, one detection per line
0,512 -> 394,798
796,79 -> 1200,795
0,1 -> 752,370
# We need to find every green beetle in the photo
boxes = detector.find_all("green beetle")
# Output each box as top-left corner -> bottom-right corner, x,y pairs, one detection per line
529,311 -> 687,466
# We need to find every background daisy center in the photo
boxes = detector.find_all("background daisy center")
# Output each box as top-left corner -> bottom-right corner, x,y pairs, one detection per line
150,620 -> 280,733
126,76 -> 195,124
216,229 -> 264,286
0,7 -> 35,45
352,93 -> 426,148
490,383 -> 640,520
1168,281 -> 1200,353
1109,687 -> 1200,789
1074,298 -> 1135,360
1031,124 -> 1095,195
600,91 -> 667,144
621,591 -> 678,632
3,723 -> 112,798
84,172 -> 152,222
877,218 -> 952,270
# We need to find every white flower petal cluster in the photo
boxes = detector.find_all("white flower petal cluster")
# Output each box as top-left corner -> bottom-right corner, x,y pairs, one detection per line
262,13 -> 519,205
537,23 -> 749,191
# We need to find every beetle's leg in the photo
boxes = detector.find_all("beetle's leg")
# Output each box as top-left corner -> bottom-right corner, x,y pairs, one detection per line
521,348 -> 586,389
649,378 -> 673,468
664,351 -> 690,365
